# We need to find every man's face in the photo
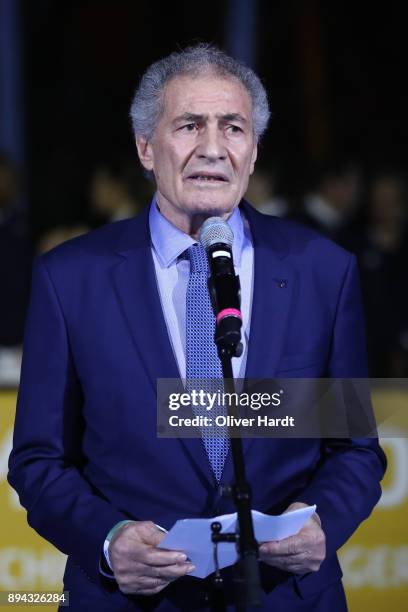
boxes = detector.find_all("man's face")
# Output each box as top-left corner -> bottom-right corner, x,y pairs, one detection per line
136,73 -> 258,233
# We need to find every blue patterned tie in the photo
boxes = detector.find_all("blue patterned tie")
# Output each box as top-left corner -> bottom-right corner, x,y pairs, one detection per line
185,243 -> 229,482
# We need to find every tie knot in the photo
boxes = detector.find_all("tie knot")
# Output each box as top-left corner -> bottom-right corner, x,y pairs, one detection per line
186,244 -> 208,273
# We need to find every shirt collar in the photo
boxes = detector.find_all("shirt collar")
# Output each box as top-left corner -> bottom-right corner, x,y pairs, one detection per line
149,195 -> 245,268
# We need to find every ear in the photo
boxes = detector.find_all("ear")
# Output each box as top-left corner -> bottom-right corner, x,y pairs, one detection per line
249,142 -> 258,175
135,135 -> 154,171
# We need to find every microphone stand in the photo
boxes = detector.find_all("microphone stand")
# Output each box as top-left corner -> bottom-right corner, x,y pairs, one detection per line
209,329 -> 262,611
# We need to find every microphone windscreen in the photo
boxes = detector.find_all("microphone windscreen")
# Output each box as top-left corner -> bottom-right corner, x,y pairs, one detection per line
199,217 -> 234,251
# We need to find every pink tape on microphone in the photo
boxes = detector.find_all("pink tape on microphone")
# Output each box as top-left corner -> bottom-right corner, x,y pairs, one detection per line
216,308 -> 243,324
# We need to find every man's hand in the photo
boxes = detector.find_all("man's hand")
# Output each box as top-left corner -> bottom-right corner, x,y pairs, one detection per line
109,520 -> 195,595
259,502 -> 326,575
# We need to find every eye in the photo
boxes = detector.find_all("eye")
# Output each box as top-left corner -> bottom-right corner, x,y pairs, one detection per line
180,123 -> 198,132
226,124 -> 243,134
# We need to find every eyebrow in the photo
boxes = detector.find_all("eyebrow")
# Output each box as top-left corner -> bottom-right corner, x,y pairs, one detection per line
173,112 -> 248,125
220,113 -> 248,124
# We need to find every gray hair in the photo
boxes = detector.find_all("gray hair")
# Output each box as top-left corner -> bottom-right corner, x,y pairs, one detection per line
130,43 -> 270,142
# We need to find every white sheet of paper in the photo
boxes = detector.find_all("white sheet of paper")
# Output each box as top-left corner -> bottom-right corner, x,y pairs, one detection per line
158,505 -> 316,579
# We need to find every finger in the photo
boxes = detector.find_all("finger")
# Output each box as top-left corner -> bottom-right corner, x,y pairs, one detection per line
121,565 -> 195,596
136,576 -> 169,589
277,560 -> 321,574
143,562 -> 196,581
260,552 -> 307,565
258,555 -> 311,574
259,546 -> 310,561
137,547 -> 188,566
114,554 -> 192,581
135,585 -> 166,596
260,536 -> 303,557
285,563 -> 308,574
128,544 -> 187,565
113,534 -> 188,567
259,549 -> 310,567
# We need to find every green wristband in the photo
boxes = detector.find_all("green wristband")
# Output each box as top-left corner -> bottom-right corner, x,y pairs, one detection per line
106,520 -> 133,543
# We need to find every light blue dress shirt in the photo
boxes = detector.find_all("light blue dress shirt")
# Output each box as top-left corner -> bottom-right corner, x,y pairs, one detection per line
149,197 -> 254,379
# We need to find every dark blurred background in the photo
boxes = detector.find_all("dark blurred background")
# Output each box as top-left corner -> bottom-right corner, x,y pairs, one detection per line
1,0 -> 407,378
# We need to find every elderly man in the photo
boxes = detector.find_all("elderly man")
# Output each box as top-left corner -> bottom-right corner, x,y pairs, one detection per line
8,45 -> 386,611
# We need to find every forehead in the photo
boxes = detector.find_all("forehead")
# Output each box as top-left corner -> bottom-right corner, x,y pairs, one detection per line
161,74 -> 253,120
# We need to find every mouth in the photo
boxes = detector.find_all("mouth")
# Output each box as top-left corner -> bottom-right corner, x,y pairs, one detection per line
185,172 -> 230,185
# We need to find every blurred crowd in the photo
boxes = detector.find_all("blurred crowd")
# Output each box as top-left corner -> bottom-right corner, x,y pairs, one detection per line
247,161 -> 408,377
1,151 -> 407,382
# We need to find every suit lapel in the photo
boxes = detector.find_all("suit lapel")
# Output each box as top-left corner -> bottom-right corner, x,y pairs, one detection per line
112,210 -> 179,386
112,208 -> 216,488
244,205 -> 294,380
220,203 -> 294,481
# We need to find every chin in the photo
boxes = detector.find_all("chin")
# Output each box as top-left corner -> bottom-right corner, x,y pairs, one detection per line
184,194 -> 239,217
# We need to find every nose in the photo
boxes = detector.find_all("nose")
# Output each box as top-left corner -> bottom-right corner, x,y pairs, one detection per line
195,126 -> 227,162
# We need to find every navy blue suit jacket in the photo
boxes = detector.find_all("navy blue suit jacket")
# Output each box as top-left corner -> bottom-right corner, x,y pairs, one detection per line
8,202 -> 386,610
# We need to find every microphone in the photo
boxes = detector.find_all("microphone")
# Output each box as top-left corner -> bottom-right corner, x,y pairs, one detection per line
199,217 -> 243,356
